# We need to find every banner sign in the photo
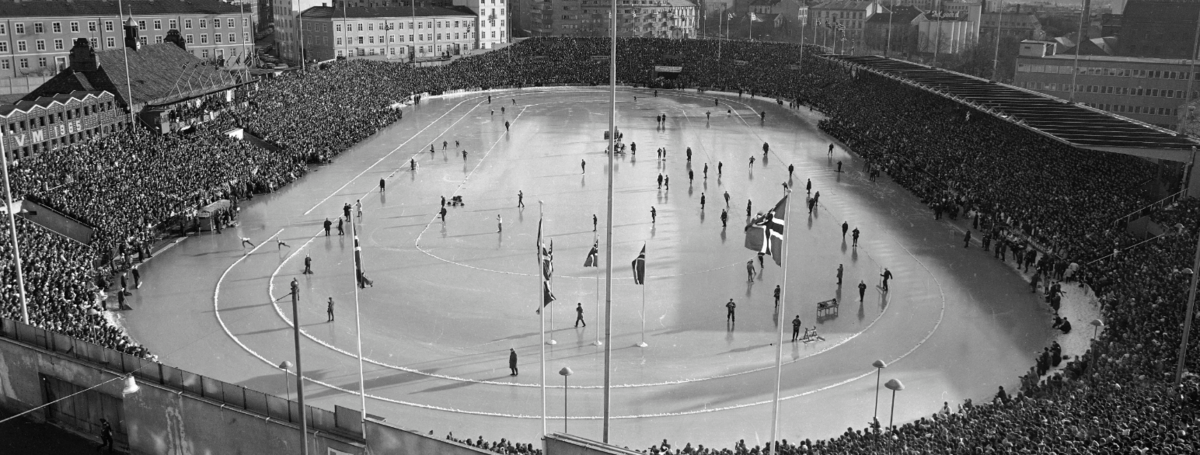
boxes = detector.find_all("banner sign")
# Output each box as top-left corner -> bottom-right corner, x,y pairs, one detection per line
654,65 -> 683,73
734,60 -> 749,66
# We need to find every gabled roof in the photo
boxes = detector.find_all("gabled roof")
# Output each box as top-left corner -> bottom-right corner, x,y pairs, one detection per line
0,91 -> 112,118
0,0 -> 240,18
811,1 -> 878,11
24,43 -> 239,108
866,5 -> 924,24
823,55 -> 1199,158
300,5 -> 478,19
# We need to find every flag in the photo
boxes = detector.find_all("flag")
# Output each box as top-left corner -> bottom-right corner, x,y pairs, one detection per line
631,244 -> 645,285
744,195 -> 788,266
537,219 -> 555,310
353,220 -> 366,287
750,12 -> 763,22
583,240 -> 599,267
728,12 -> 735,20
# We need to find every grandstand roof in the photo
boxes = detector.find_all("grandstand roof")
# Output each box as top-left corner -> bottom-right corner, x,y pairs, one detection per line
0,0 -> 241,18
24,43 -> 240,109
0,91 -> 112,118
824,55 -> 1199,161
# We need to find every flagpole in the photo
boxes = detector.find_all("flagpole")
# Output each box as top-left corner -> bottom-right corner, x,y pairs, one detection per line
768,191 -> 794,455
548,286 -> 557,345
117,0 -> 135,127
637,242 -> 647,348
538,201 -> 547,437
0,133 -> 29,324
350,210 -> 367,434
602,0 -> 617,439
595,234 -> 602,347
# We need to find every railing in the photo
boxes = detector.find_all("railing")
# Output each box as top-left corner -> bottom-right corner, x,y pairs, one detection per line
1112,189 -> 1187,228
0,317 -> 363,441
1087,229 -> 1177,266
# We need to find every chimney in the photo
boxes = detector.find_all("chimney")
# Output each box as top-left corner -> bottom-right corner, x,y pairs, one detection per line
69,38 -> 100,72
165,29 -> 186,50
123,18 -> 141,50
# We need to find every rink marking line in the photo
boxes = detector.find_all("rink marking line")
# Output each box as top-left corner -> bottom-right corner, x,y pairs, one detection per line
212,88 -> 946,420
259,93 -> 910,391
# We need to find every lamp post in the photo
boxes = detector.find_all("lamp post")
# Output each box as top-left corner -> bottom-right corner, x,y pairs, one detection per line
559,366 -> 573,433
871,359 -> 887,427
1090,319 -> 1104,340
279,360 -> 293,401
884,378 -> 904,433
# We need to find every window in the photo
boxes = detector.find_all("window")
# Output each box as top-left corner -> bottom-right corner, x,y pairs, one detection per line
200,34 -> 208,44
228,18 -> 235,28
216,49 -> 224,58
14,24 -> 24,34
243,18 -> 249,28
106,37 -> 115,47
88,22 -> 96,32
170,20 -> 177,30
70,22 -> 79,32
19,58 -> 27,68
200,19 -> 207,28
138,20 -> 146,30
35,40 -> 44,51
37,57 -> 46,67
229,33 -> 236,42
0,42 -> 6,52
105,21 -> 114,32
89,38 -> 97,48
409,34 -> 413,41
357,36 -> 364,44
368,23 -> 374,31
54,39 -> 63,50
0,60 -> 7,70
243,33 -> 249,42
35,23 -> 44,33
185,19 -> 192,29
336,24 -> 341,32
201,49 -> 209,58
437,33 -> 442,40
215,33 -> 222,43
185,34 -> 193,44
389,35 -> 395,43
0,24 -> 5,34
153,20 -> 161,30
418,22 -> 422,29
398,35 -> 404,42
155,35 -> 164,44
139,36 -> 147,45
358,23 -> 363,31
337,49 -> 344,57
337,37 -> 343,45
368,36 -> 374,43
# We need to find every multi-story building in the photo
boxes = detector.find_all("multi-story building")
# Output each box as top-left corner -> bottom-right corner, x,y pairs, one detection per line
810,1 -> 885,53
1116,0 -> 1200,59
863,5 -> 923,56
1014,42 -> 1198,130
917,10 -> 971,55
452,0 -> 509,49
300,5 -> 477,60
0,0 -> 255,80
942,0 -> 981,38
272,0 -> 327,63
749,0 -> 807,28
979,11 -> 1044,41
557,0 -> 698,38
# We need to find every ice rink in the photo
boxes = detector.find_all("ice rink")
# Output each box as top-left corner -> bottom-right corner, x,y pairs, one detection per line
121,87 -> 1055,448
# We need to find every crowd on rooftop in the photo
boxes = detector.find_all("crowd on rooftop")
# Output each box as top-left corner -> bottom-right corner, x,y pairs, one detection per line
0,37 -> 1197,452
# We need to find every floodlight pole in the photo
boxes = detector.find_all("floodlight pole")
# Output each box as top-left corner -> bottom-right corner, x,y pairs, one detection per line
1173,230 -> 1200,387
1070,0 -> 1086,101
0,133 -> 29,324
602,0 -> 617,442
289,280 -> 309,455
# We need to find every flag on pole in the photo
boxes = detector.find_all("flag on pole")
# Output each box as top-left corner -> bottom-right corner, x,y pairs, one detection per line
584,240 -> 599,267
631,244 -> 646,285
537,220 -> 555,311
353,222 -> 366,287
750,12 -> 763,22
744,195 -> 788,266
728,12 -> 735,20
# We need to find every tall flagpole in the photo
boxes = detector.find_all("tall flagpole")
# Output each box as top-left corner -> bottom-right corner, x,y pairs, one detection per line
117,0 -> 135,127
1069,0 -> 1086,100
0,133 -> 29,324
538,202 -> 547,437
768,191 -> 794,455
602,0 -> 618,440
350,212 -> 368,433
595,234 -> 602,347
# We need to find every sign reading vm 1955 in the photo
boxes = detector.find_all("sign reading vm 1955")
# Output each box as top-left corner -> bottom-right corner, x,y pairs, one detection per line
1,91 -> 125,162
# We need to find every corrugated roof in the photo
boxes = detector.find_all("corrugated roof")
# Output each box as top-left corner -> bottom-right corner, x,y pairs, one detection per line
300,5 -> 478,19
24,43 -> 239,107
0,91 -> 111,117
824,55 -> 1199,152
0,0 -> 241,18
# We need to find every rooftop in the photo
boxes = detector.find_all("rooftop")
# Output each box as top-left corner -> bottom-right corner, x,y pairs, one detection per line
823,54 -> 1198,157
811,1 -> 879,11
0,91 -> 111,118
0,0 -> 242,18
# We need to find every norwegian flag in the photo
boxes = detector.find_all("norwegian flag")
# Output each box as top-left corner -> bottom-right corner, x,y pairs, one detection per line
537,219 -> 555,311
744,195 -> 788,266
583,239 -> 599,267
631,244 -> 646,285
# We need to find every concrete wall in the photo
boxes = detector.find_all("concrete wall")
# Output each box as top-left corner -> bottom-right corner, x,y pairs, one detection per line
544,433 -> 643,455
365,419 -> 495,455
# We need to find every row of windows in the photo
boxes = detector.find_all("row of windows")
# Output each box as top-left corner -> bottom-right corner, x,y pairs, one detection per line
0,33 -> 249,53
1083,103 -> 1179,118
1018,63 -> 1196,80
1,45 -> 244,71
1017,80 -> 1195,99
334,42 -> 472,57
330,30 -> 501,46
327,20 -> 476,32
4,123 -> 125,161
0,17 -> 246,35
3,101 -> 116,134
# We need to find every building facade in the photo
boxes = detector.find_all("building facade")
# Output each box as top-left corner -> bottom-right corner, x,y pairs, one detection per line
979,12 -> 1044,41
1,90 -> 125,162
862,5 -> 923,56
300,6 -> 477,61
1014,49 -> 1198,130
0,0 -> 255,80
917,11 -> 970,54
810,1 -> 885,53
554,0 -> 698,38
273,0 -> 327,63
1116,0 -> 1200,59
452,0 -> 510,49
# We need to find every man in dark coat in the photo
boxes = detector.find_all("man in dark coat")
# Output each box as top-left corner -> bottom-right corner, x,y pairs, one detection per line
509,349 -> 518,376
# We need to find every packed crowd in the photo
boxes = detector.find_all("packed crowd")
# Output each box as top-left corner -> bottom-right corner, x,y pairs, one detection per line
0,37 -> 1198,452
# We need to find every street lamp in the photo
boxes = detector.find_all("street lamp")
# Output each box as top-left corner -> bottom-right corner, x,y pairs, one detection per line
872,359 -> 887,427
1090,319 -> 1104,340
558,366 -> 573,433
279,360 -> 293,401
884,378 -> 904,432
